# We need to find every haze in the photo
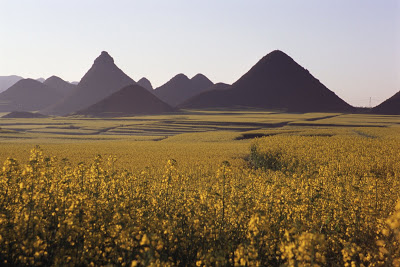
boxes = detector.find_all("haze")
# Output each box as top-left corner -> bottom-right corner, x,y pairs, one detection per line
0,0 -> 399,107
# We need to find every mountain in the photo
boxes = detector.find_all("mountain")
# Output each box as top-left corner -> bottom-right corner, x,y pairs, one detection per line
0,79 -> 64,112
137,77 -> 153,91
154,73 -> 214,107
44,76 -> 76,96
191,73 -> 214,92
42,51 -> 135,115
75,84 -> 174,117
180,83 -> 230,107
36,78 -> 45,83
372,91 -> 400,115
2,111 -> 47,118
0,75 -> 23,93
181,50 -> 353,112
203,82 -> 230,92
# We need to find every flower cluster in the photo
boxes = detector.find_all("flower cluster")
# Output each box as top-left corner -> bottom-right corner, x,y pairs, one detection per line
1,129 -> 400,265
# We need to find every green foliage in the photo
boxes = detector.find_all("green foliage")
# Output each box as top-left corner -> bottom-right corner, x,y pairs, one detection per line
249,143 -> 284,171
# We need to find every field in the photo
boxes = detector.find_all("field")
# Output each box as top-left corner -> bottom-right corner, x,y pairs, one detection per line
1,110 -> 400,266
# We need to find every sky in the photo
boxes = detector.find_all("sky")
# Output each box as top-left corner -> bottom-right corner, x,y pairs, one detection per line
0,0 -> 399,107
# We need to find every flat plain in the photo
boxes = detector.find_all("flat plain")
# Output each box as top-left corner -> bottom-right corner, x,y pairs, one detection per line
1,110 -> 400,266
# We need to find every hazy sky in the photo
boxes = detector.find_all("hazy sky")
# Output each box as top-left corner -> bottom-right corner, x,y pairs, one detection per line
0,0 -> 399,107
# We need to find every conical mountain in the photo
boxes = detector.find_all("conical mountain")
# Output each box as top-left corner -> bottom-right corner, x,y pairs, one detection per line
154,73 -> 214,107
76,84 -> 174,117
137,77 -> 153,91
0,79 -> 64,112
44,76 -> 76,96
372,91 -> 400,115
0,75 -> 23,93
191,74 -> 214,92
181,50 -> 353,112
43,51 -> 135,115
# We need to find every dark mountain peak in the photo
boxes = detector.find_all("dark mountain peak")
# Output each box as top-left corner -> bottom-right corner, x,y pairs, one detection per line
138,77 -> 150,83
267,49 -> 290,58
16,78 -> 41,86
232,50 -> 305,90
44,75 -> 76,96
76,84 -> 174,117
191,73 -> 213,84
182,50 -> 352,113
171,73 -> 190,82
258,49 -> 295,66
154,73 -> 214,107
0,78 -> 64,112
137,77 -> 153,91
94,51 -> 114,65
42,52 -> 135,115
44,75 -> 63,83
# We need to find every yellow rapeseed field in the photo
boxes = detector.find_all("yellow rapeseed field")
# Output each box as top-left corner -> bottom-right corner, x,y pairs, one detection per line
0,126 -> 400,266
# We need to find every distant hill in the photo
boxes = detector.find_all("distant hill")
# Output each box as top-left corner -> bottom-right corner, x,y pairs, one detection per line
181,50 -> 353,112
44,76 -> 76,96
180,82 -> 230,107
203,82 -> 230,92
75,84 -> 174,117
36,78 -> 45,83
0,79 -> 64,112
0,75 -> 23,93
372,91 -> 400,115
154,73 -> 213,107
137,77 -> 153,91
2,111 -> 47,118
42,51 -> 136,115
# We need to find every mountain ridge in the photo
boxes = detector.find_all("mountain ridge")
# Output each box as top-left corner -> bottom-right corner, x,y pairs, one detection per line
76,84 -> 174,117
42,51 -> 136,115
154,73 -> 213,107
181,50 -> 353,112
0,78 -> 64,112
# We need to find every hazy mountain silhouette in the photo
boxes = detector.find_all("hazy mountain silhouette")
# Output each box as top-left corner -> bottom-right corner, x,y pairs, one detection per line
36,78 -> 45,83
372,91 -> 400,115
181,50 -> 353,112
42,51 -> 135,115
0,79 -> 64,112
2,111 -> 47,118
71,81 -> 79,85
180,83 -> 230,107
44,76 -> 76,96
154,73 -> 213,107
191,74 -> 214,92
76,84 -> 174,117
204,82 -> 230,92
137,77 -> 153,91
0,75 -> 23,93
